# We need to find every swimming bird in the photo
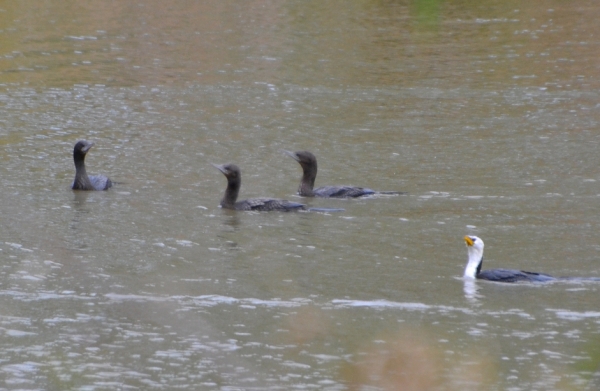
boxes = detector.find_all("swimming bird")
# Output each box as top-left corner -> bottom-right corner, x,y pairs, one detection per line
463,235 -> 555,282
284,150 -> 401,198
464,235 -> 600,283
71,140 -> 112,191
212,163 -> 306,211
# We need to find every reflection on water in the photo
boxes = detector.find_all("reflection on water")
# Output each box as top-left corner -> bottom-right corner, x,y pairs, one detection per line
1,0 -> 600,390
462,278 -> 483,304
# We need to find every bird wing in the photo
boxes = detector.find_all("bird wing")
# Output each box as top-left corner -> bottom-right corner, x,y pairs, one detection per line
478,269 -> 554,283
239,198 -> 305,211
314,186 -> 375,198
89,175 -> 112,191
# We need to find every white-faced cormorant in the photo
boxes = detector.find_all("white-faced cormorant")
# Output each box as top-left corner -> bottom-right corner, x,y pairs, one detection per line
464,235 -> 555,282
71,140 -> 112,191
464,235 -> 600,283
212,163 -> 306,211
284,150 -> 401,198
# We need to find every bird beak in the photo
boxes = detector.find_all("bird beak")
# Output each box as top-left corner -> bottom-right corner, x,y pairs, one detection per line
464,236 -> 474,246
283,150 -> 300,162
82,142 -> 95,153
211,163 -> 226,174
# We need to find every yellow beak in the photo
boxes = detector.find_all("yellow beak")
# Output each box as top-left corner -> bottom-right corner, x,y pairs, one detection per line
464,236 -> 474,246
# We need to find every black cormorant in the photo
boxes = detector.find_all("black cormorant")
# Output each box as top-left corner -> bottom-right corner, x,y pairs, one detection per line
72,140 -> 112,191
212,163 -> 306,211
284,150 -> 401,198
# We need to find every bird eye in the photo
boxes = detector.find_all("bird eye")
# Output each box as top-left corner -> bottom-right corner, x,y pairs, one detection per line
471,237 -> 477,242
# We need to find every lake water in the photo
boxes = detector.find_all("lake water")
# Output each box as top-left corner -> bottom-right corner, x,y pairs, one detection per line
1,1 -> 599,390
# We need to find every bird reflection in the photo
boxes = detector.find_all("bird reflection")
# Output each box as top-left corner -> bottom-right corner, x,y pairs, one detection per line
72,190 -> 91,209
68,191 -> 95,251
220,209 -> 241,230
463,278 -> 484,304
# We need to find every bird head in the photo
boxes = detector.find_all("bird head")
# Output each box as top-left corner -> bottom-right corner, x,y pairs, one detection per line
464,235 -> 485,279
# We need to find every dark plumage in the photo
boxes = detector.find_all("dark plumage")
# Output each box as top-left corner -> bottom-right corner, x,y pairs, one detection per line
477,269 -> 555,283
71,140 -> 112,191
284,150 -> 400,198
212,163 -> 306,212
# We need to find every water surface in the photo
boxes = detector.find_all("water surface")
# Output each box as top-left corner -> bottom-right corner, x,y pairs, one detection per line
1,1 -> 600,390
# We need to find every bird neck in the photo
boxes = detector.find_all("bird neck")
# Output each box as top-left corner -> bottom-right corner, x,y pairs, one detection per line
74,156 -> 87,175
464,249 -> 483,279
73,156 -> 92,189
298,165 -> 317,196
221,177 -> 240,208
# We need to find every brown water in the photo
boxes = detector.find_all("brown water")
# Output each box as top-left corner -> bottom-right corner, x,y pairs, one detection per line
1,1 -> 600,390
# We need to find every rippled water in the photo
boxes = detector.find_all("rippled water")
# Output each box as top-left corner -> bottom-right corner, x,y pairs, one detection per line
1,1 -> 600,390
